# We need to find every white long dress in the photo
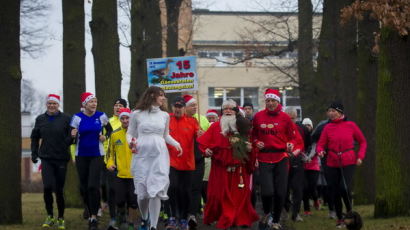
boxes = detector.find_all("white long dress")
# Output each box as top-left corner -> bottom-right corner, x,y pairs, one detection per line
127,106 -> 180,200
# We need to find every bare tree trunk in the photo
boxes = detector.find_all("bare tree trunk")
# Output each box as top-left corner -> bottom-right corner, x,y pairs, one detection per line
314,0 -> 337,122
129,0 -> 143,108
336,0 -> 357,120
165,0 -> 183,105
0,0 -> 22,223
374,28 -> 410,217
62,0 -> 85,208
353,11 -> 378,205
144,0 -> 162,59
315,0 -> 357,122
63,0 -> 86,114
165,0 -> 183,57
297,0 -> 315,119
129,0 -> 162,108
90,0 -> 122,114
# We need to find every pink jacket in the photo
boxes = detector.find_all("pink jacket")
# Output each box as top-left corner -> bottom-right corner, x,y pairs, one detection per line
304,144 -> 320,171
304,156 -> 320,171
304,143 -> 320,171
316,118 -> 367,168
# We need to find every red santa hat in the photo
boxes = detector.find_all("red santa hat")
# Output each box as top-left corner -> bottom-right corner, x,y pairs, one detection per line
118,108 -> 131,119
206,109 -> 218,117
47,94 -> 60,104
238,106 -> 245,117
81,92 -> 96,106
183,94 -> 196,106
264,88 -> 281,102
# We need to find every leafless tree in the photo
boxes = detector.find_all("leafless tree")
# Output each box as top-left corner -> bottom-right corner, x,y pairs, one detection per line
20,0 -> 51,58
118,0 -> 132,47
21,79 -> 44,115
204,0 -> 322,86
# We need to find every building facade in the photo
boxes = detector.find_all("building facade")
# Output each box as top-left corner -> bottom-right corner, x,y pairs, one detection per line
189,10 -> 321,117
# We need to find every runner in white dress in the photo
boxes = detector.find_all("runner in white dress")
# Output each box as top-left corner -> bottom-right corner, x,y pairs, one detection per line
127,86 -> 182,230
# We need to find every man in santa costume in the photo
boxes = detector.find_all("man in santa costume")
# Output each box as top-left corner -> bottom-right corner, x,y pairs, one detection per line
252,89 -> 303,230
197,99 -> 259,229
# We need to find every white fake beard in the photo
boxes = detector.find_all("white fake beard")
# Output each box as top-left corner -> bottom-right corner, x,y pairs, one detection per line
220,114 -> 238,136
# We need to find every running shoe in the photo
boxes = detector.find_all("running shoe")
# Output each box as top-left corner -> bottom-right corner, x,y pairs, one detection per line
303,211 -> 312,216
107,218 -> 118,230
89,218 -> 99,230
106,226 -> 118,230
187,215 -> 198,229
329,211 -> 337,219
293,214 -> 303,222
128,223 -> 135,230
57,218 -> 65,229
165,217 -> 177,230
336,219 -> 345,229
83,208 -> 90,220
314,200 -> 321,210
97,208 -> 103,217
258,213 -> 272,230
271,222 -> 282,230
179,219 -> 189,230
138,219 -> 150,230
159,211 -> 168,222
107,221 -> 119,230
42,216 -> 55,228
280,211 -> 289,221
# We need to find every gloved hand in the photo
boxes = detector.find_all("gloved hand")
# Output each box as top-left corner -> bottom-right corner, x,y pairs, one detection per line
31,155 -> 38,164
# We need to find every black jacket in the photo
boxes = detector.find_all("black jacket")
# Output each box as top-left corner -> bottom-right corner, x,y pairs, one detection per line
311,119 -> 330,143
31,111 -> 73,161
296,121 -> 312,152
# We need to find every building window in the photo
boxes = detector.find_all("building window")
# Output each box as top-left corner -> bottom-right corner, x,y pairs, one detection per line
209,52 -> 219,58
234,52 -> 244,59
198,51 -> 208,58
208,87 -> 259,109
222,52 -> 233,58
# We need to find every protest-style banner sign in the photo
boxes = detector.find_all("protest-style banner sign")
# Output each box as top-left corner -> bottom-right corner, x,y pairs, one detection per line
146,56 -> 198,93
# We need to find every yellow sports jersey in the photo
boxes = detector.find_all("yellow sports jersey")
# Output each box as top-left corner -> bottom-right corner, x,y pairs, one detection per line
193,113 -> 210,131
109,115 -> 122,130
103,115 -> 122,162
106,127 -> 133,178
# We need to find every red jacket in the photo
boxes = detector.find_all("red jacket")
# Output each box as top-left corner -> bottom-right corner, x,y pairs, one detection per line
316,118 -> 367,168
168,114 -> 199,170
252,107 -> 303,163
304,145 -> 320,171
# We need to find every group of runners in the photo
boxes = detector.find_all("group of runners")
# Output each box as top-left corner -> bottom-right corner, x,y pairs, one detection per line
31,86 -> 367,230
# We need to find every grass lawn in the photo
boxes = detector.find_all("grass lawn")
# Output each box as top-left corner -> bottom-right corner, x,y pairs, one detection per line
288,205 -> 410,230
0,193 -> 109,230
1,193 -> 410,230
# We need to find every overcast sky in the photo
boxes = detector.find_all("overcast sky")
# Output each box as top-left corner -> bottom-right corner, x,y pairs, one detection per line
21,0 -> 297,99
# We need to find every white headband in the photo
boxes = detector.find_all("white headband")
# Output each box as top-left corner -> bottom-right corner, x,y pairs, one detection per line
265,93 -> 281,102
119,112 -> 130,119
47,96 -> 60,104
186,98 -> 196,106
82,95 -> 96,106
206,112 -> 218,117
